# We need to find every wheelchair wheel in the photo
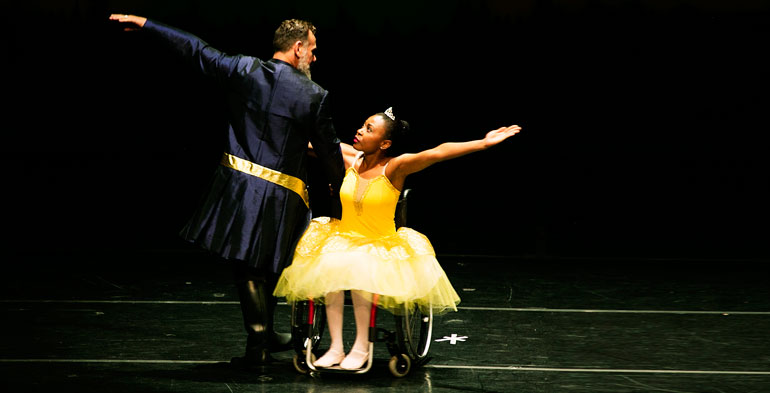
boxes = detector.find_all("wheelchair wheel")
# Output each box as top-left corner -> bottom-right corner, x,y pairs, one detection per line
395,302 -> 433,366
290,300 -> 326,371
388,353 -> 411,378
292,351 -> 317,374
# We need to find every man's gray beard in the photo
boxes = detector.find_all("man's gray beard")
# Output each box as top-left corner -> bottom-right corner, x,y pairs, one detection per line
298,58 -> 312,80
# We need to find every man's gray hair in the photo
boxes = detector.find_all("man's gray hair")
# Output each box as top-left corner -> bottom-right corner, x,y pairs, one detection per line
273,19 -> 317,52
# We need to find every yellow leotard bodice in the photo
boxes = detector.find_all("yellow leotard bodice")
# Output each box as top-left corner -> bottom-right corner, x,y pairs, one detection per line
338,166 -> 401,239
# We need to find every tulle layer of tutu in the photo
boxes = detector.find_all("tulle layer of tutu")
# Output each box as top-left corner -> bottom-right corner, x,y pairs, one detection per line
274,217 -> 460,314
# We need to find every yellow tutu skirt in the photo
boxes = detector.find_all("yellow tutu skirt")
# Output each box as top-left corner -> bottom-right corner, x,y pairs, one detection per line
274,217 -> 460,314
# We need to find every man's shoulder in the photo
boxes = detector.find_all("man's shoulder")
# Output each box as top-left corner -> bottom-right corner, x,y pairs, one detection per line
267,61 -> 327,94
287,72 -> 328,96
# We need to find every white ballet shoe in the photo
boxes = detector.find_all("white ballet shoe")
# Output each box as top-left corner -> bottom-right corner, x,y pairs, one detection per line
339,348 -> 369,370
313,348 -> 345,368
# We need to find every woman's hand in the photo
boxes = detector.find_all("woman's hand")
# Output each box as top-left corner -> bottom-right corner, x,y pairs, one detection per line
483,125 -> 521,148
108,14 -> 147,30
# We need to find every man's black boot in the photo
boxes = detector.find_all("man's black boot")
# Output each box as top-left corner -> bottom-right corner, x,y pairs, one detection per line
266,293 -> 292,352
230,279 -> 272,369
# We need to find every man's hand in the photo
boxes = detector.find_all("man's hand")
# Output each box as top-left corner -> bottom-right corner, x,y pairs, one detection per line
108,14 -> 147,30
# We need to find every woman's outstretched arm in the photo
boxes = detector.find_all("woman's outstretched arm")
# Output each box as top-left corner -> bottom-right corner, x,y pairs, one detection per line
390,125 -> 521,177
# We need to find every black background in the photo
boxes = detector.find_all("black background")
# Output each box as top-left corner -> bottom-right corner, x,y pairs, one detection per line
3,0 -> 769,260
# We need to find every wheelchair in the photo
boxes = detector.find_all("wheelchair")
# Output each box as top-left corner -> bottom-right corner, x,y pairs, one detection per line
289,189 -> 434,377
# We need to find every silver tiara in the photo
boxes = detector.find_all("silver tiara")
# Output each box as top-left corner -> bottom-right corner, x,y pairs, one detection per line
384,107 -> 395,121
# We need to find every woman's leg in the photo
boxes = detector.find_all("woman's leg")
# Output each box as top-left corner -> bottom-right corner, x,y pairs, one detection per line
313,291 -> 346,367
340,290 -> 372,369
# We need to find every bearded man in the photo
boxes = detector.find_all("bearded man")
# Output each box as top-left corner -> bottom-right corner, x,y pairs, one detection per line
110,14 -> 345,368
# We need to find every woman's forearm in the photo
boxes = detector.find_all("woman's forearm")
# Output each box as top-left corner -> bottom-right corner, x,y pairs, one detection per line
431,139 -> 488,163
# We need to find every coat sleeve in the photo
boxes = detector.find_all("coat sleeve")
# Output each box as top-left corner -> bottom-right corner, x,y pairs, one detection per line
310,92 -> 345,219
142,19 -> 257,84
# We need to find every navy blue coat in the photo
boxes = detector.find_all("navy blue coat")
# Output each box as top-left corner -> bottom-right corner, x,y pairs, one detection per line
143,19 -> 345,273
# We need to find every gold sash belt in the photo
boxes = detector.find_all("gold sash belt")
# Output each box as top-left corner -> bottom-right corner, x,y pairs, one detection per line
220,152 -> 309,208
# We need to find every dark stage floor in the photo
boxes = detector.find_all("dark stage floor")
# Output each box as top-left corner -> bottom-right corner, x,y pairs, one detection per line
2,249 -> 769,392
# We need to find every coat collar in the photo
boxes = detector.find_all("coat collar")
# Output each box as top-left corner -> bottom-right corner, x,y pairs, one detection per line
269,58 -> 294,68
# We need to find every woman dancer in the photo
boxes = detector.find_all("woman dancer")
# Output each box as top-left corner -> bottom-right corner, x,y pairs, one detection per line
274,107 -> 521,369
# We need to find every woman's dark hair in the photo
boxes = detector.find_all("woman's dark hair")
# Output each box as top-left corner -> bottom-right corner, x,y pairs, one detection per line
378,112 -> 411,157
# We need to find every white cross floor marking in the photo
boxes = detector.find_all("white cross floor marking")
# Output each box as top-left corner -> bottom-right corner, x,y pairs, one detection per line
435,333 -> 467,344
